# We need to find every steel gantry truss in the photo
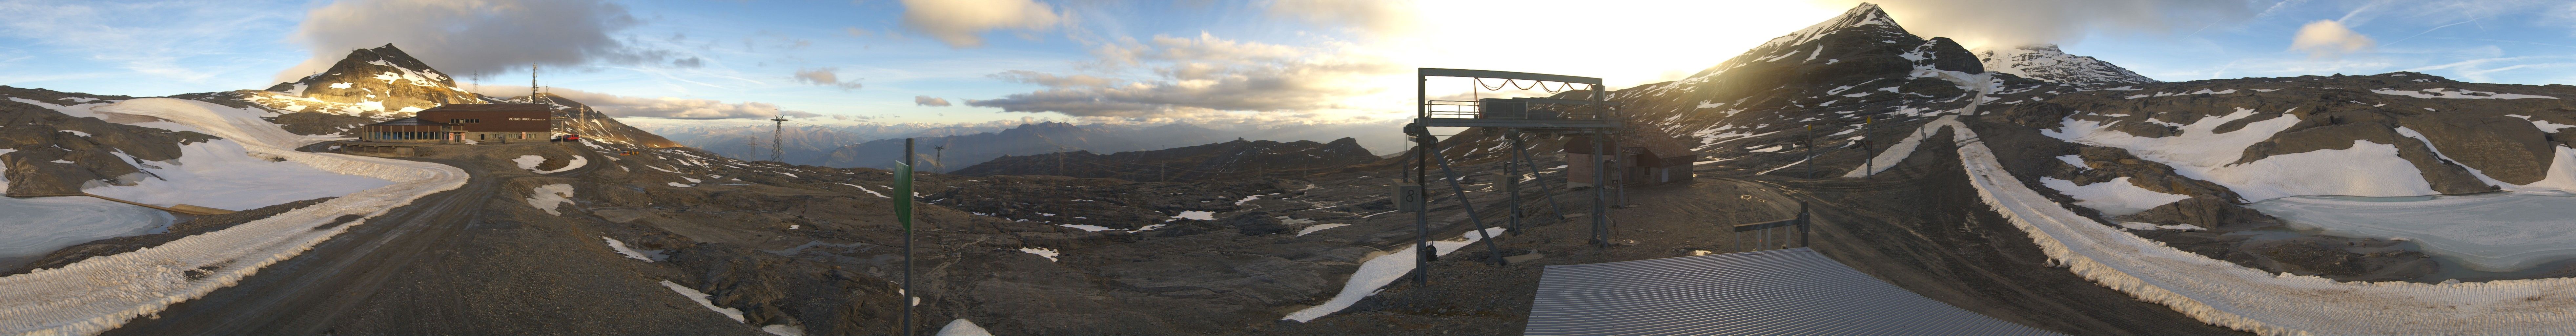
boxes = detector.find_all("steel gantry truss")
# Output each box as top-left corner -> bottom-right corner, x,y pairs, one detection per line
1402,68 -> 1622,284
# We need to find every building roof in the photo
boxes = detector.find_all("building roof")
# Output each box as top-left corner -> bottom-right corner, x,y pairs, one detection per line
419,103 -> 551,112
1523,248 -> 2057,336
363,116 -> 450,126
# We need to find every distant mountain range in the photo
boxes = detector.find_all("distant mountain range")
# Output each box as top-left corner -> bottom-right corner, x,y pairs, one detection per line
1975,44 -> 2156,87
630,118 -> 1409,170
948,137 -> 1377,182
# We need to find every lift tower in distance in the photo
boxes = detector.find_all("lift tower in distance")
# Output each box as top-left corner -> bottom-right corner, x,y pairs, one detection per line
1402,68 -> 1621,285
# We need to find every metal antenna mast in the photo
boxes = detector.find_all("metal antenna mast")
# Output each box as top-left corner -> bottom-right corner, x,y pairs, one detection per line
932,145 -> 946,174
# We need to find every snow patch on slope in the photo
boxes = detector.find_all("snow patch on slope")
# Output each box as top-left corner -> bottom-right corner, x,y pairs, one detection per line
2373,88 -> 2557,100
1282,227 -> 1508,322
1844,115 -> 1952,177
935,319 -> 993,336
2046,108 -> 2433,200
1959,121 -> 2576,334
0,98 -> 469,335
526,183 -> 574,216
660,280 -> 746,323
2040,177 -> 2190,216
514,155 -> 587,174
602,237 -> 656,262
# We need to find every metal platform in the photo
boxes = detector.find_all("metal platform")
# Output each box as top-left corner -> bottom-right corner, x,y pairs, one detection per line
1523,248 -> 2057,336
1415,68 -> 1621,130
1410,117 -> 1619,129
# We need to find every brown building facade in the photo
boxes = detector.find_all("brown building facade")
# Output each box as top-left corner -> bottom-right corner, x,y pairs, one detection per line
416,103 -> 555,140
358,117 -> 452,143
1564,133 -> 1697,187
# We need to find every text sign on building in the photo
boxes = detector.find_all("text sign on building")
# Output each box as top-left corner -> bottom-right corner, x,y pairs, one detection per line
509,117 -> 540,121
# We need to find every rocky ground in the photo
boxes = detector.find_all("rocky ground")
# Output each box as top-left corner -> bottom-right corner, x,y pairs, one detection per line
0,86 -> 212,198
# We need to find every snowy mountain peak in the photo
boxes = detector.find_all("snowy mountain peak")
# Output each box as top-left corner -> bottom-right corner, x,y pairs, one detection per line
262,44 -> 479,113
1756,2 -> 1901,51
1975,44 -> 2156,87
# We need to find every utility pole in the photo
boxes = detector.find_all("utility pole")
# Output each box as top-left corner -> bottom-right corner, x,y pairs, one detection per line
769,111 -> 789,163
900,137 -> 914,336
1407,123 -> 1434,285
932,145 -> 946,174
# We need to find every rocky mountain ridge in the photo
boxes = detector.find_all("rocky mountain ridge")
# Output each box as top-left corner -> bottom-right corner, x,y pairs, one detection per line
262,44 -> 479,114
1603,2 -> 2576,283
818,121 -> 1226,170
950,137 -> 1377,182
1976,44 -> 2157,87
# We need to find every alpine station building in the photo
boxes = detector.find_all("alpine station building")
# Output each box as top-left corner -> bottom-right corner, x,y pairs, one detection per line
415,103 -> 556,141
1562,133 -> 1695,187
345,103 -> 556,156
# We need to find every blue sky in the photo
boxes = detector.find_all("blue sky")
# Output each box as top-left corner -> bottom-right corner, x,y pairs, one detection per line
1,1 -> 2571,125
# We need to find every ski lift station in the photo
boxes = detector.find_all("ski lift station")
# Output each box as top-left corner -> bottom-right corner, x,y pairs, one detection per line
342,103 -> 560,156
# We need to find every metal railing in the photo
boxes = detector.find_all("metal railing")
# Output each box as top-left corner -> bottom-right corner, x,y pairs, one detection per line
1420,99 -> 1617,121
1733,201 -> 1811,252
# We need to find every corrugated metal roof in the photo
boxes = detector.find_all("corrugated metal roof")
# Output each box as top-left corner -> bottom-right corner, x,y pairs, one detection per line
1524,248 -> 2057,336
420,103 -> 550,112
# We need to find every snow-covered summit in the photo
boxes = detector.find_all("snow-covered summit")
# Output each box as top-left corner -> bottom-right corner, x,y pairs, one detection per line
1757,3 -> 1902,51
1975,44 -> 2155,87
262,44 -> 479,114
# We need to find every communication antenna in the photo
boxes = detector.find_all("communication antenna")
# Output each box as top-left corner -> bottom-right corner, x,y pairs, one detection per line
768,117 -> 787,162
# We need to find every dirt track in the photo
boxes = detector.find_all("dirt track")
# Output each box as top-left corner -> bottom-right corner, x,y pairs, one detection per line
105,144 -> 756,335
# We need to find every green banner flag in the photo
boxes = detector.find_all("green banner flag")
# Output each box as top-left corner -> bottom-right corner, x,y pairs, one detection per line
894,161 -> 913,230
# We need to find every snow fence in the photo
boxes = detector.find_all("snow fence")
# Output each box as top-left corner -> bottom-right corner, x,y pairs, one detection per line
1948,117 -> 2576,335
0,98 -> 469,335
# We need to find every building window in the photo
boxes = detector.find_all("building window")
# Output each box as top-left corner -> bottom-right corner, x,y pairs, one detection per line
451,118 -> 480,124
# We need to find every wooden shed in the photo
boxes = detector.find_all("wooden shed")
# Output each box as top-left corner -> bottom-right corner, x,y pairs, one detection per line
1564,133 -> 1697,187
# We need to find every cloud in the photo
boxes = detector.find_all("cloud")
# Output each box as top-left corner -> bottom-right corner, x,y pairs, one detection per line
2291,20 -> 2377,58
914,96 -> 952,106
966,32 -> 1400,118
1265,0 -> 1418,36
898,0 -> 1062,48
793,67 -> 864,90
1863,0 -> 2265,50
276,0 -> 681,83
672,57 -> 704,68
989,70 -> 1113,88
0,2 -> 295,89
469,85 -> 819,118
